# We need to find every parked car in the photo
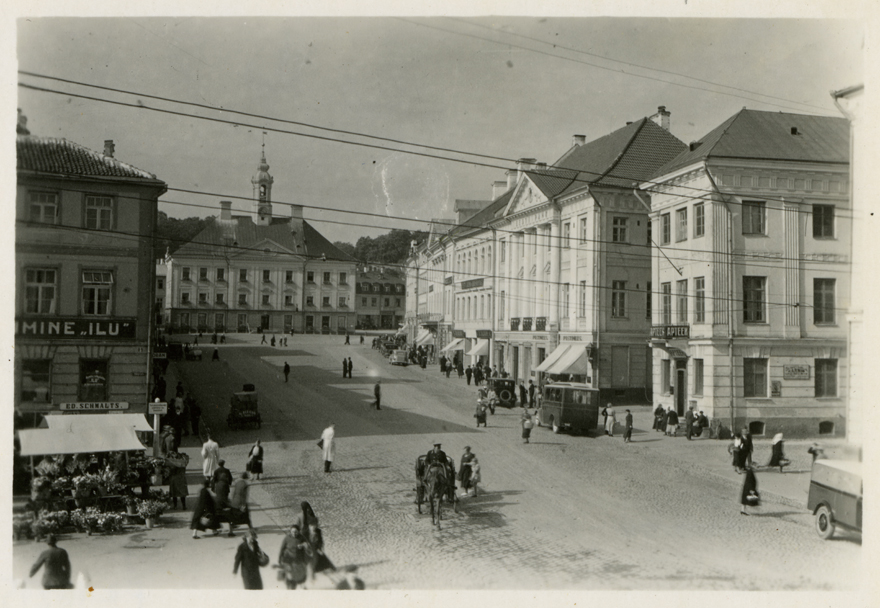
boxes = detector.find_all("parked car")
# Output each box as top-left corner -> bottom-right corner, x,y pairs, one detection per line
808,458 -> 862,540
487,378 -> 517,408
536,382 -> 599,435
390,350 -> 409,366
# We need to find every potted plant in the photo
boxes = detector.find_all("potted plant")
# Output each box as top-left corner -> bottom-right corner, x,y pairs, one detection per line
72,474 -> 102,507
136,499 -> 167,529
96,512 -> 124,534
123,493 -> 139,516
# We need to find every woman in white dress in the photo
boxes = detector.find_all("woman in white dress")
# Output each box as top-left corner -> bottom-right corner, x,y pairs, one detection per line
320,424 -> 336,473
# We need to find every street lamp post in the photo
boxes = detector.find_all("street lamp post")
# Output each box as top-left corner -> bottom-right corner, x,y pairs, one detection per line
411,240 -> 419,344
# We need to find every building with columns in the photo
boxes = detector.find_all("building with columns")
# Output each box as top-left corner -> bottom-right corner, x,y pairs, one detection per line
166,151 -> 357,335
642,109 -> 850,437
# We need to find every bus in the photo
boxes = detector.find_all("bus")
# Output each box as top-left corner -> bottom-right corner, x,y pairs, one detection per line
537,382 -> 600,435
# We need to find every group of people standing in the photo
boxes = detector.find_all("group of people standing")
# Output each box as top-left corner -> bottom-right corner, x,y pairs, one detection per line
651,404 -> 708,439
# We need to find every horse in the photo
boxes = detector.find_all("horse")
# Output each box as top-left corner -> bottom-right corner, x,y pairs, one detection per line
423,464 -> 452,529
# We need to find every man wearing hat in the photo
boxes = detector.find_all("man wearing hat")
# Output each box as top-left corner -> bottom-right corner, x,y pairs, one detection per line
212,459 -> 233,509
424,441 -> 448,468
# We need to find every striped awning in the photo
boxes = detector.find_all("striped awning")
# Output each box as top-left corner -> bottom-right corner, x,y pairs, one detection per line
466,339 -> 489,357
534,344 -> 569,373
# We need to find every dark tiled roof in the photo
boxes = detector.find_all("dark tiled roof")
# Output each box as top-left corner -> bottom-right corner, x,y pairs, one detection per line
651,109 -> 850,179
553,118 -> 686,195
447,188 -> 514,240
17,135 -> 161,180
174,215 -> 356,262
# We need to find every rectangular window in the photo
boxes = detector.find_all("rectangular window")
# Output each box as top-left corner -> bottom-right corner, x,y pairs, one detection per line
661,282 -> 672,325
82,270 -> 113,316
181,292 -> 191,304
396,298 -> 401,307
85,195 -> 113,230
238,293 -> 247,305
578,281 -> 587,317
694,203 -> 705,238
371,297 -> 377,307
285,270 -> 294,283
262,294 -> 270,305
815,359 -> 838,397
21,359 -> 51,402
561,283 -> 570,318
384,298 -> 390,307
500,240 -> 506,262
323,272 -> 331,284
611,281 -> 626,318
693,359 -> 704,395
198,292 -> 208,303
305,315 -> 314,328
262,269 -> 271,283
676,279 -> 688,323
743,276 -> 766,323
215,293 -> 224,304
744,358 -> 768,398
676,208 -> 688,241
216,268 -> 225,282
660,213 -> 670,245
214,313 -> 224,329
499,291 -> 506,320
322,296 -> 331,307
199,267 -> 208,281
307,271 -> 315,283
742,200 -> 766,235
814,279 -> 836,324
239,268 -> 248,282
306,296 -> 314,306
612,217 -> 628,242
695,277 -> 705,323
563,222 -> 571,247
339,272 -> 347,284
237,313 -> 247,328
813,205 -> 834,238
580,217 -> 588,243
647,218 -> 652,244
25,269 -> 57,314
284,295 -> 293,306
646,281 -> 652,319
157,278 -> 164,290
79,360 -> 109,402
28,192 -> 59,225
339,297 -> 347,307
182,267 -> 191,281
361,297 -> 367,306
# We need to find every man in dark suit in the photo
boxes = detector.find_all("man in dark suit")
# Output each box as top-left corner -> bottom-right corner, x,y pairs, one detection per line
623,410 -> 634,443
685,406 -> 696,440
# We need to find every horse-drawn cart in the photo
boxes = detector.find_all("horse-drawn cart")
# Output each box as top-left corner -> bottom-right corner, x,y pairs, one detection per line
414,455 -> 458,528
227,384 -> 261,429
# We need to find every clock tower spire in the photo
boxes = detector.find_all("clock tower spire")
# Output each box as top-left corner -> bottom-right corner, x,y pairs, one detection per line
252,141 -> 274,225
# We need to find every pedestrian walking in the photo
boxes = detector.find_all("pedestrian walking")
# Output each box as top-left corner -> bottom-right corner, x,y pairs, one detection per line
604,404 -> 617,437
439,355 -> 447,374
458,446 -> 477,495
212,459 -> 234,513
373,380 -> 382,410
767,433 -> 791,472
188,396 -> 201,437
457,360 -> 464,378
191,479 -> 219,538
28,534 -> 71,589
342,358 -> 348,378
739,466 -> 760,516
528,380 -> 536,407
320,424 -> 336,473
247,439 -> 264,480
741,427 -> 754,467
283,361 -> 290,382
685,406 -> 696,440
168,460 -> 189,510
306,521 -> 335,578
731,433 -> 746,473
295,500 -> 320,531
230,472 -> 253,532
278,524 -> 311,589
659,406 -> 669,433
360,334 -> 364,345
212,347 -> 220,361
347,357 -> 353,377
623,409 -> 633,443
652,404 -> 665,432
233,529 -> 268,589
465,365 -> 473,385
519,382 -> 528,408
666,408 -> 679,436
271,336 -> 276,347
601,405 -> 609,433
345,333 -> 350,345
201,433 -> 220,480
261,333 -> 267,345
474,365 -> 483,386
521,409 -> 534,444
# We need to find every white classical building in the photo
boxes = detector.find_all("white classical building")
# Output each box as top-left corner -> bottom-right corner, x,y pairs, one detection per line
642,109 -> 850,437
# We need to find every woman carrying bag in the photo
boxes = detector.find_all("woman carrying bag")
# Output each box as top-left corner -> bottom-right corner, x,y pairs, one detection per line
247,439 -> 264,480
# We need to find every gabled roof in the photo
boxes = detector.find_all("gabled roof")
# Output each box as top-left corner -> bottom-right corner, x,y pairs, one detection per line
651,109 -> 850,179
17,135 -> 162,181
447,188 -> 514,240
173,215 -> 356,262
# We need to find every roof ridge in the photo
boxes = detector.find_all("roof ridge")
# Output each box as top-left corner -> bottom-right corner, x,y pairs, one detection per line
595,117 -> 647,184
699,108 -> 746,160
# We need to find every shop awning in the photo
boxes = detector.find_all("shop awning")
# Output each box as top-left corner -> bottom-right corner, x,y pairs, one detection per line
415,329 -> 435,346
43,413 -> 154,433
466,339 -> 489,357
534,344 -> 569,373
439,338 -> 464,353
18,426 -> 147,457
544,345 -> 590,376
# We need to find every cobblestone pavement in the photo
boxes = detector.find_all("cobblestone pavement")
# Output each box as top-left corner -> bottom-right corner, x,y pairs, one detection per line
12,333 -> 863,592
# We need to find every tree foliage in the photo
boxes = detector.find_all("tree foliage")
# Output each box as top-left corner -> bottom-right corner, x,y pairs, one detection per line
337,229 -> 427,265
154,212 -> 211,259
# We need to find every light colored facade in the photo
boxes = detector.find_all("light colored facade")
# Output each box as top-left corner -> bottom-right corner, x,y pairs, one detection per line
355,266 -> 406,330
643,109 -> 850,437
16,129 -> 167,423
166,152 -> 357,335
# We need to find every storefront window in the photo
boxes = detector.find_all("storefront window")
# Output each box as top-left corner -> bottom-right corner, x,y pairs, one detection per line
79,360 -> 108,401
21,359 -> 51,402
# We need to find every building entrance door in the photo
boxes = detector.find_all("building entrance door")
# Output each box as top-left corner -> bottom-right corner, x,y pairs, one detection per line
675,359 -> 687,416
512,347 -> 519,382
260,314 -> 270,331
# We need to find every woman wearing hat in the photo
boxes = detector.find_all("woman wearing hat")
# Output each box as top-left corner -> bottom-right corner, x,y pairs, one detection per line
458,446 -> 477,495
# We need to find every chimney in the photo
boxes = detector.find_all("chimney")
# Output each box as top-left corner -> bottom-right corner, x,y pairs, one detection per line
219,200 -> 232,220
649,106 -> 671,131
516,157 -> 537,182
689,141 -> 702,152
104,140 -> 115,158
454,199 -> 490,223
16,109 -> 30,135
506,169 -> 516,191
492,180 -> 508,200
536,162 -> 548,170
572,134 -> 586,147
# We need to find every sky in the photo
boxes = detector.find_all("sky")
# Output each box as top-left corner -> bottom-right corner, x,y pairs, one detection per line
13,11 -> 866,246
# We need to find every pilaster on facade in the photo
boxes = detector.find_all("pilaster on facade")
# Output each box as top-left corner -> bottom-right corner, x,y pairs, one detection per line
783,202 -> 801,334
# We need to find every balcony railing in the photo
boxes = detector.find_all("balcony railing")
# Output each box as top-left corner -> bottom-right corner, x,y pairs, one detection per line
510,317 -> 520,331
522,317 -> 533,331
535,317 -> 547,331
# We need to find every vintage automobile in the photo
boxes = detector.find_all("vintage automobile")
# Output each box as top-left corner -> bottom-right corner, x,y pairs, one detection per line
807,458 -> 862,540
536,382 -> 600,435
390,350 -> 409,366
227,383 -> 261,429
487,378 -> 518,408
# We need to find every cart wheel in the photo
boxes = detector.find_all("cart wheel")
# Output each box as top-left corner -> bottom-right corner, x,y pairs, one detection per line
453,495 -> 460,513
815,505 -> 835,540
